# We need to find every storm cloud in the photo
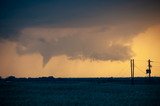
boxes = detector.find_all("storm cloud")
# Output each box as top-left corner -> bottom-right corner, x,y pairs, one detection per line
0,0 -> 160,66
16,25 -> 136,66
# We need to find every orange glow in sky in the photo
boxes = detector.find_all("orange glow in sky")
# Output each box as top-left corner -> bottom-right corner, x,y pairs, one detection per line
0,25 -> 160,78
0,1 -> 160,78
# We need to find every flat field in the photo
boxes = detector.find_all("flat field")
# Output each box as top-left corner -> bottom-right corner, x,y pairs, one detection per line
0,78 -> 160,106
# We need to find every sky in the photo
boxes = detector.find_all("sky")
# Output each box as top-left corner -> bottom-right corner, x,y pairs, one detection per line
0,0 -> 160,78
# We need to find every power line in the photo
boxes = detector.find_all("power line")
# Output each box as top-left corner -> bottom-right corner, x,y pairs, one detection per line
134,59 -> 160,63
135,65 -> 146,74
134,59 -> 147,62
116,65 -> 130,77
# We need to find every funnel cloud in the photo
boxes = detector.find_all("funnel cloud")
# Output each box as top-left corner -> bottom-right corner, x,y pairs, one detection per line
16,26 -> 137,66
0,0 -> 160,67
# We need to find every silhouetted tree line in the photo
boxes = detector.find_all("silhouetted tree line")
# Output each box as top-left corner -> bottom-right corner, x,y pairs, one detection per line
0,76 -> 55,82
0,76 -> 160,84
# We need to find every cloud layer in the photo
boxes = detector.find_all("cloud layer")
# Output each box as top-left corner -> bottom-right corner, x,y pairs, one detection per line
0,0 -> 160,67
16,25 -> 136,66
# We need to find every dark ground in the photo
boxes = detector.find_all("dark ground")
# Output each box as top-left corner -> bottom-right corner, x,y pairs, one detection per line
0,77 -> 160,106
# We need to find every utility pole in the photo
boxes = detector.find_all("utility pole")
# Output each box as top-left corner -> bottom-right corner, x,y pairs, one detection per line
130,59 -> 132,78
130,59 -> 134,84
146,59 -> 152,78
148,59 -> 151,78
133,59 -> 134,78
